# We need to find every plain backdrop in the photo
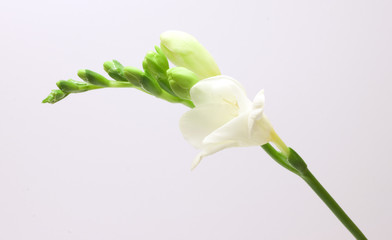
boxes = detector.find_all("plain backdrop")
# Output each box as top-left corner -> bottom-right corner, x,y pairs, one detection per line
1,0 -> 391,239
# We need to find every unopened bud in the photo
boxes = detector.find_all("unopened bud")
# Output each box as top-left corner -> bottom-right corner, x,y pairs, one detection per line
78,69 -> 112,87
167,67 -> 199,99
123,66 -> 144,87
123,67 -> 162,96
142,46 -> 175,95
160,31 -> 221,79
42,90 -> 68,104
103,60 -> 127,82
56,79 -> 90,93
143,47 -> 169,80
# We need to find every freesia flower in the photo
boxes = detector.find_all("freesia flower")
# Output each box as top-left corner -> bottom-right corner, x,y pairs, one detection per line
179,75 -> 275,169
42,30 -> 368,239
159,31 -> 288,168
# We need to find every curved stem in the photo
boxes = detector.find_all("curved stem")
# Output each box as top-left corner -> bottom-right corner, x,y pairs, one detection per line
300,169 -> 367,240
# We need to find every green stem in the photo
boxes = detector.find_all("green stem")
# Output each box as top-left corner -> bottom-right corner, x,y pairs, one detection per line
158,91 -> 195,108
300,169 -> 367,239
95,81 -> 195,107
261,144 -> 299,175
109,81 -> 148,93
262,145 -> 367,239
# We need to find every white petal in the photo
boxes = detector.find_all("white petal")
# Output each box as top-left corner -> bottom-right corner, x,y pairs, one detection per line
203,113 -> 254,146
180,75 -> 274,168
191,153 -> 203,170
249,91 -> 271,142
203,112 -> 273,147
191,141 -> 238,170
252,89 -> 265,109
190,76 -> 252,111
248,89 -> 266,134
250,114 -> 273,144
179,103 -> 236,149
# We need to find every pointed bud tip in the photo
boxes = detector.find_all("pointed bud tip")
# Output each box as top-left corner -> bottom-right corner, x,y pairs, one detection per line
160,31 -> 196,51
103,61 -> 114,72
77,69 -> 87,81
42,90 -> 68,104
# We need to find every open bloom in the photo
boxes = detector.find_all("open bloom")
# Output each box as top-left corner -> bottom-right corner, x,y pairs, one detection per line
179,75 -> 274,169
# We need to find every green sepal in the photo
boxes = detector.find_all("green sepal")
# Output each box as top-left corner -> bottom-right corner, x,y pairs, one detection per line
288,148 -> 308,174
103,60 -> 128,82
78,69 -> 112,87
42,89 -> 69,104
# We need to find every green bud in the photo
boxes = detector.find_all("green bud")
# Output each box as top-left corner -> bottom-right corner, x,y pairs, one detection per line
103,61 -> 115,72
103,60 -> 128,82
78,69 -> 112,87
140,75 -> 162,96
42,89 -> 68,104
123,66 -> 162,96
123,66 -> 144,86
168,81 -> 190,100
56,79 -> 90,93
142,46 -> 175,95
143,48 -> 169,80
160,31 -> 221,79
167,67 -> 199,99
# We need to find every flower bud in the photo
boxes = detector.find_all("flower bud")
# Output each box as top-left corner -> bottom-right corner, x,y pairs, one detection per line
142,46 -> 175,95
167,67 -> 199,99
143,47 -> 169,80
103,60 -> 128,82
42,89 -> 68,104
77,69 -> 112,87
160,31 -> 221,79
123,67 -> 162,96
56,79 -> 90,93
123,66 -> 144,87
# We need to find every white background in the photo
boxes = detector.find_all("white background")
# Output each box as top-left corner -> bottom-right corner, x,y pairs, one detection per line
1,0 -> 391,239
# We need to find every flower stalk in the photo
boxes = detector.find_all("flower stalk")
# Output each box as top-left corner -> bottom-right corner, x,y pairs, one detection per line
300,169 -> 367,240
262,144 -> 367,239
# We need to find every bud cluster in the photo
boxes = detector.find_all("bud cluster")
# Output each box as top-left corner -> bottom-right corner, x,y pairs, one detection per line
43,31 -> 220,108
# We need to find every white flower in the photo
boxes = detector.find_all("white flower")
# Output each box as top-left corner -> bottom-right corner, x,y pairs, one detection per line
179,75 -> 274,169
